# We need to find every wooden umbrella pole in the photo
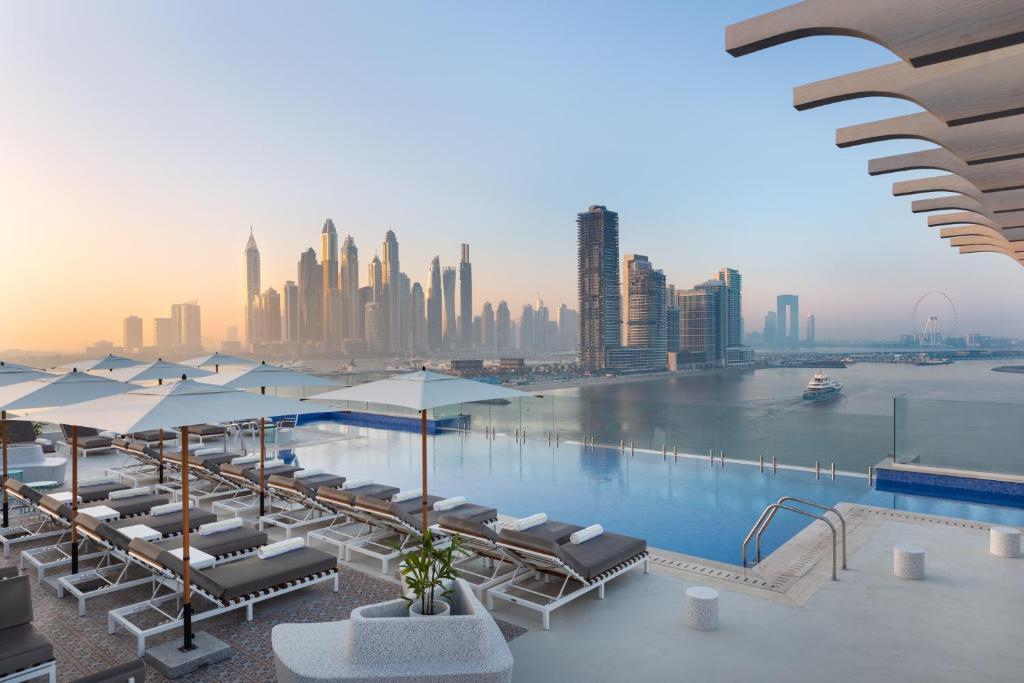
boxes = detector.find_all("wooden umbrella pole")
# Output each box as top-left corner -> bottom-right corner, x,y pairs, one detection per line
158,431 -> 164,484
259,417 -> 266,517
180,424 -> 194,651
2,410 -> 8,528
71,425 -> 79,574
421,409 -> 428,536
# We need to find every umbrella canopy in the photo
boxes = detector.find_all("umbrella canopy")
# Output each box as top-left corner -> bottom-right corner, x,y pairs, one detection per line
196,361 -> 337,391
308,369 -> 527,410
310,369 -> 531,535
0,361 -> 52,388
0,370 -> 132,412
181,352 -> 255,370
105,359 -> 213,384
24,378 -> 323,433
56,354 -> 141,373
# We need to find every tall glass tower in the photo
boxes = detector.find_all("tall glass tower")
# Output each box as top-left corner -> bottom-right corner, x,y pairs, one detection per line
244,229 -> 260,347
577,205 -> 621,371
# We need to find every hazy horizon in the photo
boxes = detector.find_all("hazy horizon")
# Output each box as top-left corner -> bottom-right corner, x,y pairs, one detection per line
3,1 -> 1022,353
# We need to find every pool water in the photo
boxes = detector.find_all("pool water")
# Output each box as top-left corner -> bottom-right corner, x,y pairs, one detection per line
291,424 -> 1024,566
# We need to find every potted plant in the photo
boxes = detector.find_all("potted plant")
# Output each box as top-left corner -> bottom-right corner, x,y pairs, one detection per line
399,530 -> 463,617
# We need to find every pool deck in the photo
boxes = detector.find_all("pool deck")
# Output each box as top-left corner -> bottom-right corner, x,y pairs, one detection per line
13,430 -> 1024,681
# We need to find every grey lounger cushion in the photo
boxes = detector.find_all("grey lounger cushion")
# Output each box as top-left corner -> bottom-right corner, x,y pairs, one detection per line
243,464 -> 302,484
0,575 -> 53,677
317,484 -> 399,507
161,526 -> 268,557
394,499 -> 497,530
112,508 -> 217,536
0,566 -> 19,580
78,482 -> 130,503
269,473 -> 345,499
557,533 -> 647,581
102,494 -> 169,518
190,424 -> 226,437
69,658 -> 146,683
520,520 -> 584,545
132,429 -> 175,442
76,435 -> 114,450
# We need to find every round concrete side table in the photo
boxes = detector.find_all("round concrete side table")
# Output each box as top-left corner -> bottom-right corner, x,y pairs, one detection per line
894,544 -> 925,580
686,586 -> 719,631
990,527 -> 1021,558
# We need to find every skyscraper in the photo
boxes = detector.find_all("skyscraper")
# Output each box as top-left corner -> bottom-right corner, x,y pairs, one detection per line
806,314 -> 816,347
259,288 -> 282,342
152,317 -> 173,348
776,294 -> 800,347
382,230 -> 400,353
696,280 -> 728,365
519,304 -> 534,350
321,219 -> 339,347
340,235 -> 360,341
298,248 -> 322,344
557,304 -> 579,351
122,315 -> 143,351
481,302 -> 495,350
283,281 -> 299,343
368,255 -> 383,304
496,301 -> 512,352
665,293 -> 680,353
717,268 -> 743,349
364,301 -> 386,355
171,302 -> 202,350
411,282 -> 426,353
677,289 -> 712,364
535,297 -> 550,350
244,229 -> 260,348
398,272 -> 411,355
458,243 -> 473,348
763,311 -> 777,346
442,266 -> 457,347
426,257 -> 443,351
577,205 -> 621,371
621,255 -> 666,351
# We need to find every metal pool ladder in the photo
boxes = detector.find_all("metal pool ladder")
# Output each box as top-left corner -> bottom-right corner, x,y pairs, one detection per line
742,497 -> 847,581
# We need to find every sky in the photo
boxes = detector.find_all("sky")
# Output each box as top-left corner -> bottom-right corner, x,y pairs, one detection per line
2,0 -> 1021,352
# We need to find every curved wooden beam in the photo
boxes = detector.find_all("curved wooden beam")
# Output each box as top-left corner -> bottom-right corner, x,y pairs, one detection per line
925,210 -> 1024,230
947,236 -> 1024,253
911,195 -> 992,215
892,175 -> 1024,212
793,44 -> 1024,126
869,148 -> 1024,193
837,111 -> 1024,165
939,225 -> 1008,241
956,244 -> 1024,264
726,0 -> 1024,67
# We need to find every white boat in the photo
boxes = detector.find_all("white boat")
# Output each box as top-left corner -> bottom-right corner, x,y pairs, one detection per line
803,371 -> 842,402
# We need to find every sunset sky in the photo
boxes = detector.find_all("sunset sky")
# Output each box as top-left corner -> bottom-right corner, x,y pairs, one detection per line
3,0 -> 1022,352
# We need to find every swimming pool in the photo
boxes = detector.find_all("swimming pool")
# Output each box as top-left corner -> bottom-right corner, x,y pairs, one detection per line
290,423 -> 1024,566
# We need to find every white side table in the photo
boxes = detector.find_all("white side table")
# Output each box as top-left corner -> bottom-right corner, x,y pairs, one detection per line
79,505 -> 120,522
50,491 -> 81,504
168,546 -> 215,569
118,524 -> 162,542
686,586 -> 719,631
894,544 -> 925,579
990,527 -> 1022,558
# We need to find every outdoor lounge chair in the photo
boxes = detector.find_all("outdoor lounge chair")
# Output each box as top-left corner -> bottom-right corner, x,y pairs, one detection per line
58,514 -> 266,615
436,514 -> 522,598
307,483 -> 400,560
60,425 -> 114,457
68,659 -> 146,683
347,493 -> 497,574
213,460 -> 302,517
259,470 -> 347,538
181,423 -> 226,446
0,575 -> 56,683
487,522 -> 649,630
110,537 -> 339,656
1,483 -> 70,557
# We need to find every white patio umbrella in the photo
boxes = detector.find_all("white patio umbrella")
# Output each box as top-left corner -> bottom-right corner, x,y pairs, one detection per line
0,361 -> 52,388
181,352 -> 255,373
26,379 -> 324,651
0,371 -> 132,549
56,353 -> 142,373
309,369 -> 530,534
197,361 -> 338,514
106,359 -> 214,385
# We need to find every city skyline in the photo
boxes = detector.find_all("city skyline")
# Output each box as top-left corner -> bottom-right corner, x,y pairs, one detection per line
4,1 -> 1024,352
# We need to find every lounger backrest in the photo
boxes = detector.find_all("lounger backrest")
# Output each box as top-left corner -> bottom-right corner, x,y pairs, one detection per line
437,513 -> 499,543
316,486 -> 354,508
219,463 -> 251,478
267,474 -> 299,491
128,537 -> 174,572
6,420 -> 37,444
0,575 -> 33,630
498,528 -> 561,558
39,495 -> 70,520
62,424 -> 100,438
355,495 -> 396,517
75,515 -> 124,548
5,479 -> 41,505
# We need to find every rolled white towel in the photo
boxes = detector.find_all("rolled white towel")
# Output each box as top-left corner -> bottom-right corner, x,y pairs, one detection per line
109,487 -> 152,500
295,468 -> 324,479
342,478 -> 373,490
433,496 -> 466,512
570,524 -> 603,545
78,476 -> 117,487
150,501 -> 193,517
261,458 -> 286,469
257,537 -> 305,559
198,518 -> 244,536
510,513 -> 547,531
230,455 -> 259,465
391,488 -> 422,503
99,431 -> 117,439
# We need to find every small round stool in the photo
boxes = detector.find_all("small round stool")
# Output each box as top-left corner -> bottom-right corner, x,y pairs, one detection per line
989,527 -> 1021,558
686,586 -> 719,631
894,544 -> 925,580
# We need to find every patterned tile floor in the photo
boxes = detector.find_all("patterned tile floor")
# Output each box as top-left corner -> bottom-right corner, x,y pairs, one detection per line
4,532 -> 526,681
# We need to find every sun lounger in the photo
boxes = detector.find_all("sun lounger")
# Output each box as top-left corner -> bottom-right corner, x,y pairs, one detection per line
0,575 -> 56,683
259,471 -> 347,538
58,514 -> 266,616
1,483 -> 80,558
307,483 -> 401,561
213,460 -> 302,517
110,537 -> 339,656
60,425 -> 114,458
347,493 -> 497,574
487,522 -> 649,630
436,514 -> 521,598
180,423 -> 226,446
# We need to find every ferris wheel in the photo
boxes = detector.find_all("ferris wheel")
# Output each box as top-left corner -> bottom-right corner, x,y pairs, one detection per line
912,291 -> 957,343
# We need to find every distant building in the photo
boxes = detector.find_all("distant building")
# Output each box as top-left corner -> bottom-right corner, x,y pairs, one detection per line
283,281 -> 300,343
427,257 -> 443,351
763,311 -> 777,346
499,357 -> 526,373
398,272 -> 411,355
577,205 -> 621,371
806,314 -> 816,347
170,302 -> 201,350
718,268 -> 743,349
364,301 -> 386,354
481,302 -> 495,350
122,315 -> 143,351
382,230 -> 401,353
557,304 -> 579,352
298,247 -> 322,344
152,317 -> 174,348
496,301 -> 512,352
449,359 -> 484,376
321,219 -> 339,348
259,288 -> 282,343
244,229 -> 260,348
776,294 -> 799,347
442,266 -> 457,347
340,235 -> 360,341
411,282 -> 426,353
459,244 -> 473,348
519,304 -> 534,350
621,254 -> 667,358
